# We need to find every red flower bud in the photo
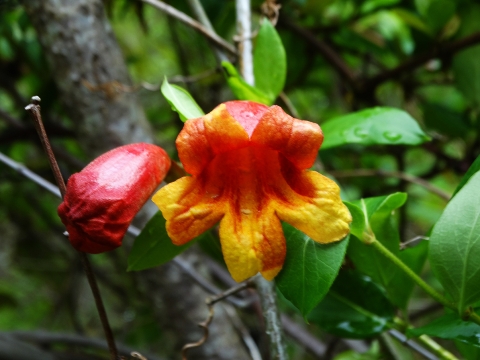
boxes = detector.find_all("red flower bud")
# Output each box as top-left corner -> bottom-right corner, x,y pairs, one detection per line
58,143 -> 171,253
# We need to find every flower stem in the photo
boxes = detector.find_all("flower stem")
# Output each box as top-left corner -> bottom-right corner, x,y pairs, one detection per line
370,238 -> 480,325
26,96 -> 119,360
370,239 -> 454,308
417,334 -> 458,360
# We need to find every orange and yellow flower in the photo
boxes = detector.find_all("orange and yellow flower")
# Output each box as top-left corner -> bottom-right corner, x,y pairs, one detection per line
152,101 -> 351,282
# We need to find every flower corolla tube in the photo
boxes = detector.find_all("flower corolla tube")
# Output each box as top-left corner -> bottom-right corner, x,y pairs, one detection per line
153,101 -> 351,282
59,143 -> 171,254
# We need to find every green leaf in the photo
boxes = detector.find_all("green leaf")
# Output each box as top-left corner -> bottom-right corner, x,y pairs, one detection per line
221,61 -> 272,105
347,193 -> 428,308
429,171 -> 480,314
309,270 -> 395,338
321,107 -> 430,150
276,223 -> 349,318
452,154 -> 480,197
408,313 -> 480,348
253,19 -> 286,103
161,77 -> 204,122
127,212 -> 194,271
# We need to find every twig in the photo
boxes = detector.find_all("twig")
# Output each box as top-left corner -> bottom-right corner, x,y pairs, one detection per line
182,279 -> 255,360
361,32 -> 480,91
254,277 -> 288,359
329,169 -> 451,201
24,96 -> 119,360
186,0 -> 228,62
236,0 -> 254,85
386,330 -> 438,360
224,305 -> 262,360
6,331 -> 163,360
139,0 -> 237,56
400,236 -> 429,250
181,306 -> 214,360
0,152 -> 61,197
278,91 -> 299,118
279,16 -> 357,85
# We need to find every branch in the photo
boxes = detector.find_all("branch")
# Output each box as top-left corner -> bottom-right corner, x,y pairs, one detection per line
236,0 -> 254,85
139,0 -> 237,56
186,0 -> 228,62
24,97 -> 119,360
361,32 -> 480,90
329,169 -> 451,201
5,331 -> 163,360
279,16 -> 357,85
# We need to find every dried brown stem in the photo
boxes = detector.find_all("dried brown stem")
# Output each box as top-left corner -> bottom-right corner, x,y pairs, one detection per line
25,96 -> 119,360
279,16 -> 357,85
182,278 -> 255,359
139,0 -> 237,56
361,32 -> 480,91
330,169 -> 450,201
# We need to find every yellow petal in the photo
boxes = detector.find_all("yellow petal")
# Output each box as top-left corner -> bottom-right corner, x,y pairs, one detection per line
219,205 -> 285,282
274,170 -> 351,243
152,177 -> 225,245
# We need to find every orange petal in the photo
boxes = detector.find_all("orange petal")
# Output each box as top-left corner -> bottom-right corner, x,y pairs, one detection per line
152,177 -> 225,245
251,106 -> 323,169
219,205 -> 285,282
176,104 -> 250,175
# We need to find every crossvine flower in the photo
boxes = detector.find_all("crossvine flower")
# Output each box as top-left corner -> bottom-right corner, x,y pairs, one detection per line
153,101 -> 351,282
59,143 -> 171,253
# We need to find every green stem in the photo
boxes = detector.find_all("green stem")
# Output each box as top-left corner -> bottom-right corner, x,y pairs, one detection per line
370,238 -> 480,326
394,318 -> 458,360
418,334 -> 458,360
370,239 -> 454,309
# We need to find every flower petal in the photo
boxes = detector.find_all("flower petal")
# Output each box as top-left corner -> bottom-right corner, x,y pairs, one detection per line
152,177 -> 225,245
219,205 -> 285,282
274,158 -> 351,243
251,105 -> 323,169
176,104 -> 250,175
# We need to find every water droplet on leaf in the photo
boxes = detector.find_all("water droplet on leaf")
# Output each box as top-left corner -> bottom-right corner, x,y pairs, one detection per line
353,127 -> 369,139
383,131 -> 402,142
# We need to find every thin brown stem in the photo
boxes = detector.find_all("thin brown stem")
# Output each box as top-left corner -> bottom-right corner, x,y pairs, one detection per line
330,168 -> 450,201
182,278 -> 255,359
361,32 -> 480,91
139,0 -> 237,56
279,16 -> 357,85
25,96 -> 119,360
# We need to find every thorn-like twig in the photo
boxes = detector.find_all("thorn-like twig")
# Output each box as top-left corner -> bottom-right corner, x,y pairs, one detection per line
181,279 -> 255,360
25,96 -> 119,360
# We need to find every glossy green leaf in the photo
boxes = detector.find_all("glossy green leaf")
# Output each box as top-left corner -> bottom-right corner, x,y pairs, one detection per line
408,313 -> 480,348
346,193 -> 428,308
161,77 -> 204,122
309,271 -> 395,338
253,19 -> 286,103
221,61 -> 271,105
452,154 -> 480,197
429,171 -> 480,313
128,212 -> 194,271
321,107 -> 430,150
452,4 -> 480,105
276,223 -> 349,317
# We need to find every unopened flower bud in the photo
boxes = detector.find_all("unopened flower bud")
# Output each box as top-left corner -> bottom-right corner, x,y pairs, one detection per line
58,143 -> 171,253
